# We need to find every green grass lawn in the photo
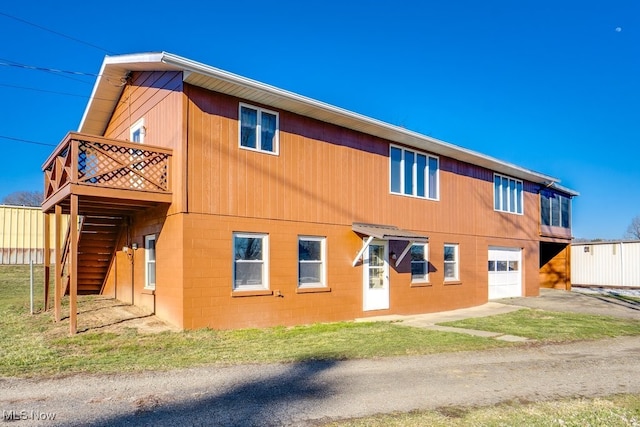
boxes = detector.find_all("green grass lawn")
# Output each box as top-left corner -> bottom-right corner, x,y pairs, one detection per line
442,308 -> 640,341
2,265 -> 640,378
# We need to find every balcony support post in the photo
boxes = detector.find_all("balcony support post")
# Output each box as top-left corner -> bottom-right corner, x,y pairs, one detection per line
54,205 -> 62,322
69,195 -> 78,335
43,213 -> 50,311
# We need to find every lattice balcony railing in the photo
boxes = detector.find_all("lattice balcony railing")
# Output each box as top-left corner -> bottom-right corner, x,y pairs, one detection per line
43,132 -> 172,200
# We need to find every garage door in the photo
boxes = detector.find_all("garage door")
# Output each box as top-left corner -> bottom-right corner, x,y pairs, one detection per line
488,247 -> 522,299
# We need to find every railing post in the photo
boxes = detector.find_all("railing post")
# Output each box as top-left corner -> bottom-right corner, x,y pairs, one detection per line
70,138 -> 79,184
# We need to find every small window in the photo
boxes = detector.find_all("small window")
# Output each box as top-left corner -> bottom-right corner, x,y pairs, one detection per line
144,235 -> 156,290
389,145 -> 439,200
239,104 -> 279,154
411,243 -> 429,283
494,174 -> 523,214
298,236 -> 326,287
444,243 -> 459,281
130,118 -> 145,143
233,233 -> 269,290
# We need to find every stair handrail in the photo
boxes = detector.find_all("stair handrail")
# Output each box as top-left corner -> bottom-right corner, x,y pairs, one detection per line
60,216 -> 85,297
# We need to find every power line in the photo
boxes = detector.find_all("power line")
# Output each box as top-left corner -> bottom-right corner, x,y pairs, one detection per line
0,58 -> 97,84
0,82 -> 90,98
0,11 -> 115,54
0,135 -> 57,147
0,58 -> 99,76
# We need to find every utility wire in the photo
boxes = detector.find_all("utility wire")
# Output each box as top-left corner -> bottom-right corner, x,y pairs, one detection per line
0,82 -> 89,98
0,57 -> 94,84
0,135 -> 57,147
0,11 -> 115,54
0,58 -> 99,76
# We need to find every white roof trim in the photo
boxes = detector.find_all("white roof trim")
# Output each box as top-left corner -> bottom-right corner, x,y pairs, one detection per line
78,51 -> 576,190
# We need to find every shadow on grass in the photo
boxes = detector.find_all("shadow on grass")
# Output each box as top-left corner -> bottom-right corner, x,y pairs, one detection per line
86,360 -> 338,427
76,314 -> 155,333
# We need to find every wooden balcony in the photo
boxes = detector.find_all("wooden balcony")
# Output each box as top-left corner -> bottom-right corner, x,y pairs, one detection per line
42,132 -> 173,215
540,225 -> 572,242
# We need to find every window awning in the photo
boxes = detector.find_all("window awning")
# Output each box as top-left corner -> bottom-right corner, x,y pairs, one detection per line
352,223 -> 429,267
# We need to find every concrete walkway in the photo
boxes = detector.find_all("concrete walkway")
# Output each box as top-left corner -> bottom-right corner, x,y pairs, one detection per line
356,302 -> 530,342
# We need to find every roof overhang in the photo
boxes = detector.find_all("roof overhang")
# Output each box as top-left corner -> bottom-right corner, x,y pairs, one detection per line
79,51 -> 576,191
352,222 -> 428,242
352,223 -> 428,267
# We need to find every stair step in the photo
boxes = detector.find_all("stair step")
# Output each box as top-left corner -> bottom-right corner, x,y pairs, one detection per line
82,216 -> 123,225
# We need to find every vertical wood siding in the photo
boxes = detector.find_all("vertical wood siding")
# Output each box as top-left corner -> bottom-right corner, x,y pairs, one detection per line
104,71 -> 185,213
99,76 -> 555,330
185,84 -> 541,239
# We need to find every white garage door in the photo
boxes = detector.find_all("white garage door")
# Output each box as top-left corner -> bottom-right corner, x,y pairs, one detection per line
488,247 -> 522,299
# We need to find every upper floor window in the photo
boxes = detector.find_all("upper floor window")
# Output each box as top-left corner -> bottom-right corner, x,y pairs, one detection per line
494,174 -> 523,214
130,118 -> 145,143
390,145 -> 439,200
541,190 -> 571,228
239,103 -> 279,155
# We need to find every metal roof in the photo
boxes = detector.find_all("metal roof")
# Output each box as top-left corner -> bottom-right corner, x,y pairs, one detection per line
79,51 -> 578,192
352,223 -> 429,242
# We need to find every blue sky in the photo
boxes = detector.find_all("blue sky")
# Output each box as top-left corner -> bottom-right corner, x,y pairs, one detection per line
0,1 -> 638,239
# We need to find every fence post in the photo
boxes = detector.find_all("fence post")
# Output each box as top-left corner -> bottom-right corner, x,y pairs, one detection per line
30,259 -> 34,315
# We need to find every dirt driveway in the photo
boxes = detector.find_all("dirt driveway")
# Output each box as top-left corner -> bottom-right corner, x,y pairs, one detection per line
502,288 -> 640,320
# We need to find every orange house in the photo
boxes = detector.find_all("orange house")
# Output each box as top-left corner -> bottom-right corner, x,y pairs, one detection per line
41,52 -> 577,333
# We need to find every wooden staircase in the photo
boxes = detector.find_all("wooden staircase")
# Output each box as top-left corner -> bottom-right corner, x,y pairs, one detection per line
77,215 -> 123,294
62,215 -> 123,295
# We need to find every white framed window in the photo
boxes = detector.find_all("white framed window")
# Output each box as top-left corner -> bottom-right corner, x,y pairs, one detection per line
130,118 -> 145,143
541,190 -> 571,228
233,233 -> 269,290
144,235 -> 156,290
390,145 -> 439,200
444,243 -> 459,281
411,243 -> 429,283
494,174 -> 523,214
298,236 -> 326,288
239,103 -> 279,155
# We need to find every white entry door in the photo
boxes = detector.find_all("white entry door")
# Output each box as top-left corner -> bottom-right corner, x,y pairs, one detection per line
488,247 -> 522,299
363,240 -> 389,311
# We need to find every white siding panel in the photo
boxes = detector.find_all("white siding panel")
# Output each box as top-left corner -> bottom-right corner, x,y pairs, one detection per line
0,206 -> 69,265
623,242 -> 640,287
572,242 -> 640,287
